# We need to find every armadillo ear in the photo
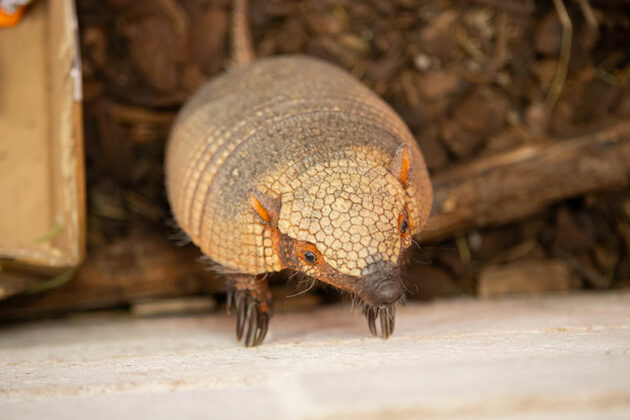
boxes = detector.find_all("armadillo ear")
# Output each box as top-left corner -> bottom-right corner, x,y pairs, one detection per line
389,143 -> 412,188
248,188 -> 280,227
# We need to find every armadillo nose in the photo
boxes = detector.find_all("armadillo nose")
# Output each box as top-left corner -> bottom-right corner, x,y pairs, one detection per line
361,258 -> 404,306
373,281 -> 403,306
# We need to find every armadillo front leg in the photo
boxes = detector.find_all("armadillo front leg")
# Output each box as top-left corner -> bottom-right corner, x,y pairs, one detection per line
226,273 -> 272,347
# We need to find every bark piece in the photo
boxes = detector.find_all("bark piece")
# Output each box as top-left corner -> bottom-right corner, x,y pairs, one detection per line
478,259 -> 574,297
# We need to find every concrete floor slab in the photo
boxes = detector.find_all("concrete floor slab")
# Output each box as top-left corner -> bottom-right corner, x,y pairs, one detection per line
1,291 -> 629,419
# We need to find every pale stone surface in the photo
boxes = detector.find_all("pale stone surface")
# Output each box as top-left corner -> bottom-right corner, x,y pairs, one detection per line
1,291 -> 629,420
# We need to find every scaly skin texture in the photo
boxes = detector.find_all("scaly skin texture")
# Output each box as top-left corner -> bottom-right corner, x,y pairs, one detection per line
165,55 -> 433,345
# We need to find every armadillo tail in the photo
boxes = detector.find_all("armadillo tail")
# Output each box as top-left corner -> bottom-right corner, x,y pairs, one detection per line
232,0 -> 255,67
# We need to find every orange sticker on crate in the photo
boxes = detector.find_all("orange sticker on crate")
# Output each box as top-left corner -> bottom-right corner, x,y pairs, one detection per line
0,5 -> 26,27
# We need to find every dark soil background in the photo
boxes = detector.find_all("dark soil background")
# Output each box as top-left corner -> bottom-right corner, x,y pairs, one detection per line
75,0 -> 630,309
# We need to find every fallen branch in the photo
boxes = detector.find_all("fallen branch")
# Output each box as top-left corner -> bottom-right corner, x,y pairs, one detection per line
422,122 -> 630,242
0,230 -> 221,319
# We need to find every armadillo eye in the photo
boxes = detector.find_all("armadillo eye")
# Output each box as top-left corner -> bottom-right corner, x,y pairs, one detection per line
400,218 -> 408,234
398,212 -> 410,235
302,251 -> 317,264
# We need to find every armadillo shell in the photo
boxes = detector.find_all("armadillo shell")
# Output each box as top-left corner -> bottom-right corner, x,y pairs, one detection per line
165,55 -> 432,274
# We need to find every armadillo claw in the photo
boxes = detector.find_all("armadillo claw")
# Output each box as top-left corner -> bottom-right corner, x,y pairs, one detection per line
230,288 -> 271,347
365,305 -> 396,339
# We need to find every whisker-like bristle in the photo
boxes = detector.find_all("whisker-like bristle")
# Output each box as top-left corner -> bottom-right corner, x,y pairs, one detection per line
285,277 -> 316,298
349,293 -> 358,313
400,279 -> 412,295
408,255 -> 433,264
199,257 -> 241,276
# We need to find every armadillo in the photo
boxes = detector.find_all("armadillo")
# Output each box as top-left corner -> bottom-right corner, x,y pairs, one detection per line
165,0 -> 433,346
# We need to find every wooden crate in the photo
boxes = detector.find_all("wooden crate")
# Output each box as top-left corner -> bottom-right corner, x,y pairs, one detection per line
0,0 -> 85,296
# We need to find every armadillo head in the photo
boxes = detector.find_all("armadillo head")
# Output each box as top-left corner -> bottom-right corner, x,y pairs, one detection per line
249,144 -> 423,319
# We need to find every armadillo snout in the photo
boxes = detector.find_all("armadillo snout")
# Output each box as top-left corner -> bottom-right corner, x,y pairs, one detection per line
371,282 -> 403,307
360,260 -> 403,307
